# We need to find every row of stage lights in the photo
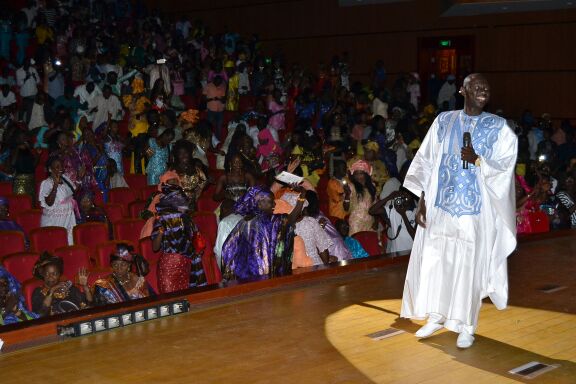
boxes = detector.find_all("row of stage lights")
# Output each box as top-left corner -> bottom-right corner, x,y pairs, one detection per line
57,300 -> 190,337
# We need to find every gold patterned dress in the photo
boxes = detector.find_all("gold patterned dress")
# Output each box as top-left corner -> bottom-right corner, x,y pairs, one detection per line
348,184 -> 376,236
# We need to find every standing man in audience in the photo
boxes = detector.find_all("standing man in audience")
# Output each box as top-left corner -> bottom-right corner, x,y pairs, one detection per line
16,57 -> 40,122
74,81 -> 101,123
400,74 -> 517,348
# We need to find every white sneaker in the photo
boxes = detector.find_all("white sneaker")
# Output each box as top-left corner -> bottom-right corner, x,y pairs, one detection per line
456,330 -> 475,348
415,322 -> 444,338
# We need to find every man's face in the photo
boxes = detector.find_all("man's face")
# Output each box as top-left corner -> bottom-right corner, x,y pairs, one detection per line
462,76 -> 490,111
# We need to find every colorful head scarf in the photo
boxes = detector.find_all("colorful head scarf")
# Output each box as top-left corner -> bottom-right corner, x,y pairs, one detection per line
110,243 -> 135,264
156,183 -> 191,213
349,160 -> 373,176
364,141 -> 379,153
158,170 -> 181,191
233,185 -> 273,216
33,252 -> 64,280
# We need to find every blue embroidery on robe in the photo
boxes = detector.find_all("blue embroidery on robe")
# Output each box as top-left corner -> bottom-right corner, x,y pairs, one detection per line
434,112 -> 504,217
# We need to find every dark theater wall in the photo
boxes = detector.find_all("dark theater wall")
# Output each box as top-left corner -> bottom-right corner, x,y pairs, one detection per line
148,0 -> 576,120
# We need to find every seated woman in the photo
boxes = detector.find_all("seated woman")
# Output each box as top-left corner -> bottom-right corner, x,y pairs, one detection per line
0,267 -> 38,325
286,192 -> 337,266
335,219 -> 369,259
303,190 -> 352,261
31,252 -> 92,316
152,183 -> 207,293
39,156 -> 77,245
75,188 -> 108,224
213,153 -> 255,203
0,196 -> 27,237
221,185 -> 306,281
93,243 -> 155,305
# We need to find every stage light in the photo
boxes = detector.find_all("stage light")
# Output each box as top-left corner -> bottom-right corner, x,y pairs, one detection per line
57,300 -> 190,337
133,310 -> 146,323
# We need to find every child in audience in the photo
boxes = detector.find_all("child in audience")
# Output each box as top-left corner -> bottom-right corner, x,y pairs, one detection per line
335,219 -> 369,259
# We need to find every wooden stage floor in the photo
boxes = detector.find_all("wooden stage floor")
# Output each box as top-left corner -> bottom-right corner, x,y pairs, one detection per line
1,235 -> 575,383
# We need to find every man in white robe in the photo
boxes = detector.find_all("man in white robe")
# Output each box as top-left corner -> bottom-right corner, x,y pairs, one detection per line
400,74 -> 517,348
92,85 -> 123,130
74,81 -> 101,122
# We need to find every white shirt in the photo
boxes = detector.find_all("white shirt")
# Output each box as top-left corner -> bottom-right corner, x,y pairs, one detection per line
0,91 -> 16,108
28,103 -> 48,130
16,67 -> 40,98
74,84 -> 102,122
92,94 -> 123,130
146,64 -> 171,95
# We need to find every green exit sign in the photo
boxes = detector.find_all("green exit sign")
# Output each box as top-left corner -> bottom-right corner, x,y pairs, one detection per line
439,39 -> 451,47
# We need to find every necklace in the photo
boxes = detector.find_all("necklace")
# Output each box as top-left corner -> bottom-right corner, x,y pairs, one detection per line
114,273 -> 131,286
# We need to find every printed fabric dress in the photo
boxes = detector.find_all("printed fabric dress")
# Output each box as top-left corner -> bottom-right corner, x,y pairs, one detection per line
348,184 -> 375,236
221,186 -> 294,281
146,138 -> 169,185
93,274 -> 155,305
151,184 -> 207,293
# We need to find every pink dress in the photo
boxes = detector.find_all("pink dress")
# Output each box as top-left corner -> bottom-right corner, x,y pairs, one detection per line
268,100 -> 285,131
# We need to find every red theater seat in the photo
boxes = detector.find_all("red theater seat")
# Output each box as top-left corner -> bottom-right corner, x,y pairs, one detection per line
22,278 -> 44,311
29,226 -> 68,253
192,211 -> 218,245
128,200 -> 147,218
7,194 -> 32,216
95,240 -> 135,268
0,230 -> 26,258
1,252 -> 40,283
0,181 -> 12,195
54,245 -> 92,278
140,185 -> 159,201
139,236 -> 161,264
73,222 -> 110,250
108,188 -> 137,216
15,209 -> 42,235
103,203 -> 125,224
352,231 -> 381,257
146,261 -> 159,294
124,173 -> 148,191
113,218 -> 145,246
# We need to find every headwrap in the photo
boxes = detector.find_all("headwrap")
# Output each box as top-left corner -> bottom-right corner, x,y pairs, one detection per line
233,185 -> 273,216
110,243 -> 135,264
0,196 -> 8,207
158,170 -> 181,191
33,252 -> 64,280
364,141 -> 379,153
156,183 -> 191,213
180,109 -> 200,125
131,77 -> 145,94
349,160 -> 373,176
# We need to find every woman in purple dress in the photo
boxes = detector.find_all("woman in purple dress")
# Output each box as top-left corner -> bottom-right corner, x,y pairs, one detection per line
221,185 -> 306,281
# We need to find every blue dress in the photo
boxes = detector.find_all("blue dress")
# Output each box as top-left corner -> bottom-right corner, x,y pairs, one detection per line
146,138 -> 169,185
104,135 -> 125,175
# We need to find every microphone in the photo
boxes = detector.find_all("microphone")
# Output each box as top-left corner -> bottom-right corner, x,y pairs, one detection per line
463,132 -> 471,169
